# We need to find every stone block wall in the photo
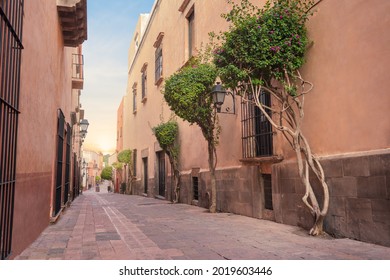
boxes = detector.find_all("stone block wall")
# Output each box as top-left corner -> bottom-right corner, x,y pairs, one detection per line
272,152 -> 390,247
179,165 -> 265,219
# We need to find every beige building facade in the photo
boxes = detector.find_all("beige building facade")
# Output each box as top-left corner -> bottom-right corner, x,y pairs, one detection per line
0,0 -> 87,259
121,0 -> 389,246
83,150 -> 103,189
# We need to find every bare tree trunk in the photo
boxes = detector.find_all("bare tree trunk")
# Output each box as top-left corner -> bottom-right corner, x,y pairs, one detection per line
245,72 -> 330,236
208,142 -> 217,213
126,164 -> 134,195
167,150 -> 181,203
173,168 -> 181,203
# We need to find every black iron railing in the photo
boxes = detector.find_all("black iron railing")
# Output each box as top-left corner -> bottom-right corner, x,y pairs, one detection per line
0,0 -> 24,260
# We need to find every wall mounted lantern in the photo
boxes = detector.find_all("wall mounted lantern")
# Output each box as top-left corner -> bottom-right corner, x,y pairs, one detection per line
210,82 -> 235,114
80,119 -> 89,133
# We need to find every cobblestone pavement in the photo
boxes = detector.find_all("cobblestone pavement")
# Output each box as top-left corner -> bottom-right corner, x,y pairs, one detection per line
15,188 -> 390,260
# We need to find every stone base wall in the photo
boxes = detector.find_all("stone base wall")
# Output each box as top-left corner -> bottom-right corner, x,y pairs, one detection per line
272,151 -> 390,247
179,165 -> 267,219
132,165 -> 267,220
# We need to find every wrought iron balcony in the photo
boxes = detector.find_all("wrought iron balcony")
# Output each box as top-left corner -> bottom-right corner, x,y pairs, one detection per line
72,53 -> 84,89
57,0 -> 87,47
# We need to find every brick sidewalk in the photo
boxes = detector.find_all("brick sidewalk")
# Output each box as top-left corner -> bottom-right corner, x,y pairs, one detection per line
15,190 -> 390,260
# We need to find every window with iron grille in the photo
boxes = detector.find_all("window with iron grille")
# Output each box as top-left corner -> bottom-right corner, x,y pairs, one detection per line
241,91 -> 273,158
155,46 -> 163,84
187,8 -> 195,58
0,0 -> 24,260
132,83 -> 137,113
192,177 -> 199,200
141,66 -> 147,101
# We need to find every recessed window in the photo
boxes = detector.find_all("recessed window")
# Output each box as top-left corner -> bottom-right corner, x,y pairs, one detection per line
187,8 -> 195,58
192,176 -> 199,201
241,90 -> 273,158
132,149 -> 137,177
132,83 -> 137,113
141,63 -> 148,101
155,46 -> 163,84
263,174 -> 273,210
154,32 -> 164,85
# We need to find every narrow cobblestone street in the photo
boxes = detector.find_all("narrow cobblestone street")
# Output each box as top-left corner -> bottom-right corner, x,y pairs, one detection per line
15,184 -> 390,260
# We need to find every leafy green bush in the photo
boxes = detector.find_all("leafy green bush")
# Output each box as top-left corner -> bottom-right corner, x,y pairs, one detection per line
101,166 -> 113,181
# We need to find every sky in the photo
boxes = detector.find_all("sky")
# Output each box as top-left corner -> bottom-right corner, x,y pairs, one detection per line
81,0 -> 155,155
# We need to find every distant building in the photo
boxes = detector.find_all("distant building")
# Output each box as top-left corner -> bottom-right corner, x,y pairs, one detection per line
120,0 -> 390,247
83,150 -> 104,189
0,0 -> 88,259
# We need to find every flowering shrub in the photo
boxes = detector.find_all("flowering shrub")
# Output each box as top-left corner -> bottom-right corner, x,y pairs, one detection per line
213,0 -> 315,92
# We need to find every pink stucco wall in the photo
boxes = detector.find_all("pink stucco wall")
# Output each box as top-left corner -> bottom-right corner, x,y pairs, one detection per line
11,1 -> 79,258
295,0 -> 390,157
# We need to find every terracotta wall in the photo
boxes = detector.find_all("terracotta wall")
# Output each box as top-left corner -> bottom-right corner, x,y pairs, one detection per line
282,0 -> 390,158
11,1 -> 78,258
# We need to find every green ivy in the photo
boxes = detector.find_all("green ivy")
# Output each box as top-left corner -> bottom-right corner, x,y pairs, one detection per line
153,121 -> 178,151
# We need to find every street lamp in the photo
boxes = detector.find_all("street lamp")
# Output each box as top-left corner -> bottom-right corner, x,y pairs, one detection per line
80,119 -> 89,133
210,82 -> 235,114
210,82 -> 226,113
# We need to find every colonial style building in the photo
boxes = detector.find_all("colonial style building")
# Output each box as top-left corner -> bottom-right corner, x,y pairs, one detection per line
119,0 -> 389,247
83,150 -> 104,190
0,0 -> 88,259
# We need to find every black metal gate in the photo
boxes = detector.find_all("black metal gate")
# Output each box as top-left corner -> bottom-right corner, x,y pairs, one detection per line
64,124 -> 71,204
157,152 -> 165,197
54,110 -> 65,216
0,0 -> 24,260
143,157 -> 148,194
72,153 -> 79,200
